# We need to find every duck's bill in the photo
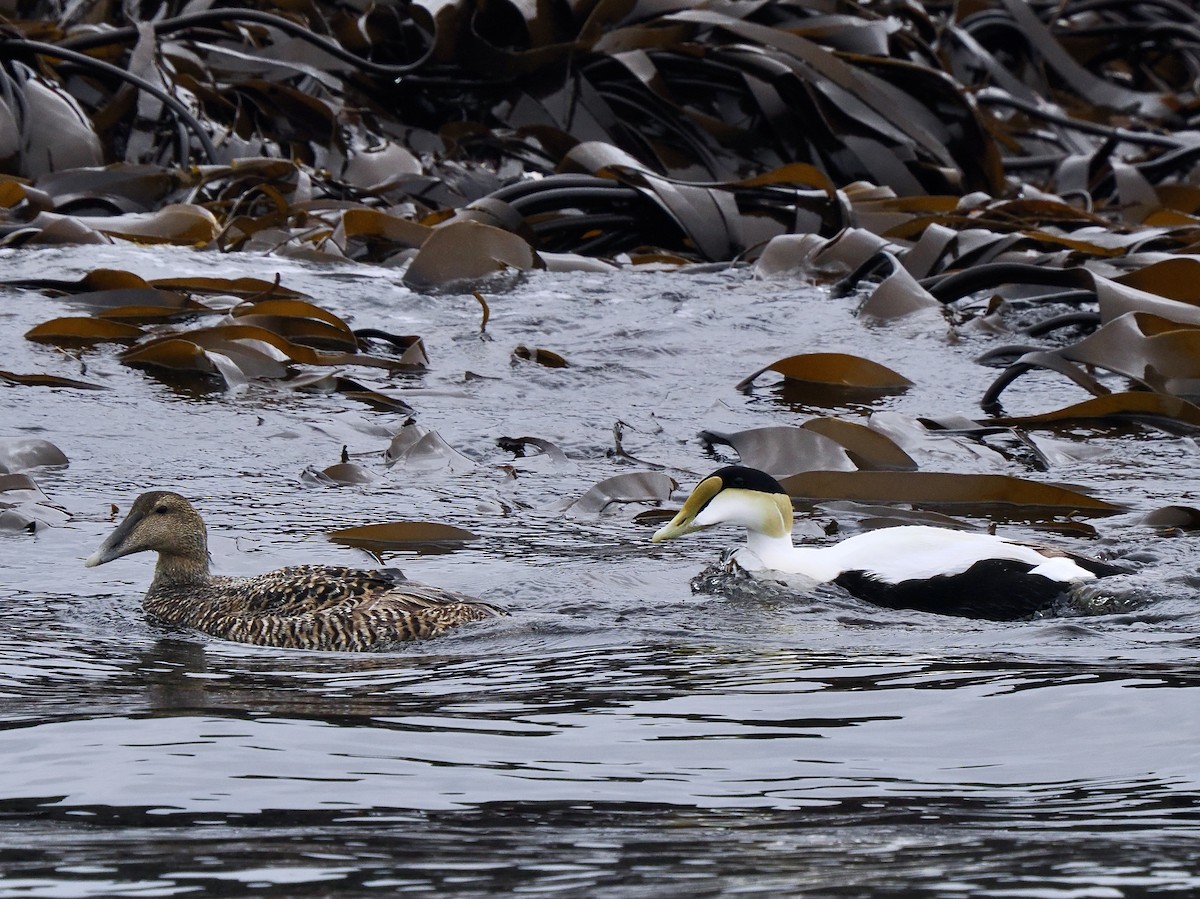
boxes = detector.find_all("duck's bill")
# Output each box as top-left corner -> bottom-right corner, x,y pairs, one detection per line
84,511 -> 142,567
652,512 -> 706,543
651,475 -> 723,543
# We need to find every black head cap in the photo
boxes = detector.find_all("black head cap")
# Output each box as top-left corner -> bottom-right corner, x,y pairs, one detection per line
709,466 -> 787,495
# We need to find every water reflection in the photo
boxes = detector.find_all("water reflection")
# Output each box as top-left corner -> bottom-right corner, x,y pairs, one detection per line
3,789 -> 1198,897
2,638 -> 1198,818
756,379 -> 910,413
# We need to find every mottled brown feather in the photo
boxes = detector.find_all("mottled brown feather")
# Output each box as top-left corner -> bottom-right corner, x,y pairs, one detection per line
87,492 -> 504,651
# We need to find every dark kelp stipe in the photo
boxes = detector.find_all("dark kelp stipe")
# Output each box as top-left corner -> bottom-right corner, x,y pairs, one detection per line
0,1 -> 1197,271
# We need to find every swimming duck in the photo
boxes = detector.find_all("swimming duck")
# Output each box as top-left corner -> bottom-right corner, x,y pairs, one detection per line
85,491 -> 504,650
652,466 -> 1122,620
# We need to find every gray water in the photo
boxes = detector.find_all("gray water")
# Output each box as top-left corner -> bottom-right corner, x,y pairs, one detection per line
1,245 -> 1198,897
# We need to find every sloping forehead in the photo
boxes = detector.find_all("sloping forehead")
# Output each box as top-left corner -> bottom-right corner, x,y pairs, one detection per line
683,474 -> 726,516
128,491 -> 191,515
131,490 -> 173,509
709,466 -> 785,495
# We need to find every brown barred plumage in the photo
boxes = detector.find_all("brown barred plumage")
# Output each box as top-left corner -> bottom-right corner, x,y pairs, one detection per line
85,491 -> 504,650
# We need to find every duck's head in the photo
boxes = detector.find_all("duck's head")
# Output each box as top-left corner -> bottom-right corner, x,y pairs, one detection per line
652,466 -> 794,543
85,491 -> 208,569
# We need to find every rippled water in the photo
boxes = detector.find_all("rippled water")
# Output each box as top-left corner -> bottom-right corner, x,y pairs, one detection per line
2,246 -> 1199,896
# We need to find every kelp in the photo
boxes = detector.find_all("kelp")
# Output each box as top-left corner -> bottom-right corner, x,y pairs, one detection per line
21,268 -> 429,396
25,318 -> 145,344
288,373 -> 416,415
799,418 -> 918,471
497,435 -> 570,465
0,0 -> 1195,271
737,352 -> 912,407
694,408 -> 1120,522
1143,506 -> 1200,533
302,462 -> 376,487
328,522 -> 478,553
699,427 -> 856,480
778,471 -> 1122,520
987,393 -> 1200,433
567,471 -> 678,516
384,423 -> 476,473
737,353 -> 912,392
0,437 -> 68,473
0,368 -> 107,389
982,312 -> 1200,409
513,345 -> 568,368
402,220 -> 543,289
0,473 -> 69,532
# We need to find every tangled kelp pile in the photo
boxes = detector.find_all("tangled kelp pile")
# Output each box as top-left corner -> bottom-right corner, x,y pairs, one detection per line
1,1 -> 1198,262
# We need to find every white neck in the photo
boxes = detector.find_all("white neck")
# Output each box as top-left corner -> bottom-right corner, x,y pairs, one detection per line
736,531 -> 844,582
740,531 -> 796,570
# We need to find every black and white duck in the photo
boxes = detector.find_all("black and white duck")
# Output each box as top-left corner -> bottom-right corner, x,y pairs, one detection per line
652,466 -> 1122,620
85,491 -> 503,649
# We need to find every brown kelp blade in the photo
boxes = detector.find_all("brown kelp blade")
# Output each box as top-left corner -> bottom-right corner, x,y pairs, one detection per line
779,471 -> 1122,519
737,353 -> 912,392
328,521 -> 478,554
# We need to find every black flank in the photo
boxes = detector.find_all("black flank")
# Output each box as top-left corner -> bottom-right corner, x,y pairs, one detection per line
834,559 -> 1079,621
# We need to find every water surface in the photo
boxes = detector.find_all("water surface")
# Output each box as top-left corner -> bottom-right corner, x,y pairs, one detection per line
1,246 -> 1198,896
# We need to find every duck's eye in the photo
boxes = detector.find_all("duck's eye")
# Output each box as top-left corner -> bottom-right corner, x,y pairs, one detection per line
154,506 -> 170,515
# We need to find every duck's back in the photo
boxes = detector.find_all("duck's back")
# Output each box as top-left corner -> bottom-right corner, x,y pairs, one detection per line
821,526 -> 1069,583
824,526 -> 1119,621
145,565 -> 504,650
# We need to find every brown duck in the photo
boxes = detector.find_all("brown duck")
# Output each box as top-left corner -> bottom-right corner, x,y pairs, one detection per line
85,491 -> 504,650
